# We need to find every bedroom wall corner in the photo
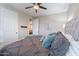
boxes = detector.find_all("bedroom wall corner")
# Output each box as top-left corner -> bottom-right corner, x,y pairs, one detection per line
18,13 -> 31,40
0,4 -> 32,48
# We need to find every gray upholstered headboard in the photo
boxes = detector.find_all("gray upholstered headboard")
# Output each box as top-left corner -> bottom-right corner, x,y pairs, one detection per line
65,16 -> 79,41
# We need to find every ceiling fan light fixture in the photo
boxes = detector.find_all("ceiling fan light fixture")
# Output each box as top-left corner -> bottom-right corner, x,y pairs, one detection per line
33,5 -> 39,10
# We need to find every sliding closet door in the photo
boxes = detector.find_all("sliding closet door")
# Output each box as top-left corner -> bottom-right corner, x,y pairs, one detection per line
0,7 -> 18,45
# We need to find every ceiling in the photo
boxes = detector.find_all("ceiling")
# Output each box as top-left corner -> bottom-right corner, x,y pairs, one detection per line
6,3 -> 70,17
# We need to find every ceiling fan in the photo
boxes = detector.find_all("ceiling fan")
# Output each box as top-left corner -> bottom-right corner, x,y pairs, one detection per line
25,3 -> 47,13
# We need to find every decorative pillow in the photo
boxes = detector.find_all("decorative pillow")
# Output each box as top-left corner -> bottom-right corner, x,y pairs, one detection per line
42,33 -> 56,49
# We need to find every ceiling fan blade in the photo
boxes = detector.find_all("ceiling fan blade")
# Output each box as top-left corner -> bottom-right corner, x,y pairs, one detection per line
33,3 -> 35,5
33,3 -> 41,6
37,3 -> 41,6
39,6 -> 47,10
25,6 -> 33,9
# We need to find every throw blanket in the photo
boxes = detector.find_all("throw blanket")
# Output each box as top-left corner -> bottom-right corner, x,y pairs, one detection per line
49,32 -> 70,56
0,35 -> 49,56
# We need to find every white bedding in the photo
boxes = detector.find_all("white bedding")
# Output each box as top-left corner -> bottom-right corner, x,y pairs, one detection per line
66,40 -> 79,56
62,32 -> 79,56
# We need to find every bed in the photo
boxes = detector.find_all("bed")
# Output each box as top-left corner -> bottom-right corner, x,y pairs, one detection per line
0,32 -> 79,56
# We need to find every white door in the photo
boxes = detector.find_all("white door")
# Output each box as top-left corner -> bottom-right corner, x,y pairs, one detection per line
32,19 -> 39,35
0,7 -> 18,45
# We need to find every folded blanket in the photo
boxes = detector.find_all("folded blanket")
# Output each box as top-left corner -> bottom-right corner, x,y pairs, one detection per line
49,32 -> 70,56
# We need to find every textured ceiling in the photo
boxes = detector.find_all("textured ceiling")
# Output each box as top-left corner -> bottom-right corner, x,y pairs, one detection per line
6,3 -> 70,17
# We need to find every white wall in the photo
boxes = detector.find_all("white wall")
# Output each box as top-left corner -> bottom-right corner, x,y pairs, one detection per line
18,13 -> 30,39
37,12 -> 67,35
0,7 -> 18,47
0,4 -> 31,39
0,4 -> 31,48
0,7 -> 2,43
67,4 -> 79,21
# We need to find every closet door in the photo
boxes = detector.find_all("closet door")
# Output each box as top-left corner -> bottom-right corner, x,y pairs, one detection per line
0,7 -> 18,45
